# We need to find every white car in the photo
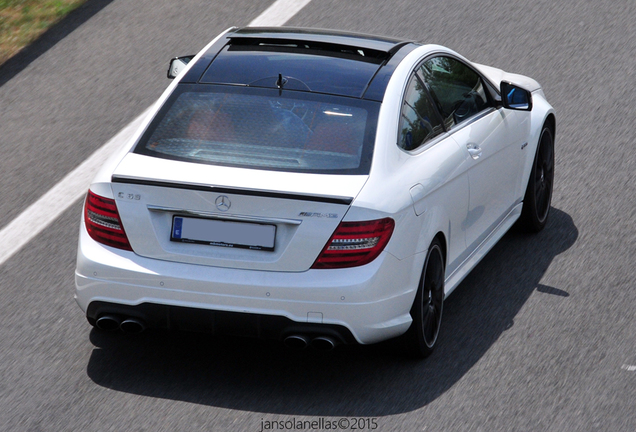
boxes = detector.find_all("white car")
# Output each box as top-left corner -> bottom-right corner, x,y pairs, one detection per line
75,27 -> 555,357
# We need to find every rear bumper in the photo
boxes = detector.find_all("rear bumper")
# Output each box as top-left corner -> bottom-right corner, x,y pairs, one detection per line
75,226 -> 422,344
86,301 -> 359,345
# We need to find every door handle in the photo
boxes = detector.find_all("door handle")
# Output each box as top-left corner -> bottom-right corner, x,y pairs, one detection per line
466,143 -> 482,160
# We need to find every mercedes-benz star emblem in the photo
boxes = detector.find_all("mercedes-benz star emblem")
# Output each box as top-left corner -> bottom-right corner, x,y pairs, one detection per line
215,195 -> 231,212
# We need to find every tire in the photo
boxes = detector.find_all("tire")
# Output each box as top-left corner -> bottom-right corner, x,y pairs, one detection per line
519,125 -> 554,232
403,239 -> 445,358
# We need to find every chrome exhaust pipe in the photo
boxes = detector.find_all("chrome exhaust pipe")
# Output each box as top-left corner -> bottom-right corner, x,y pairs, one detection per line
284,335 -> 309,349
119,318 -> 146,334
311,336 -> 337,351
96,315 -> 121,331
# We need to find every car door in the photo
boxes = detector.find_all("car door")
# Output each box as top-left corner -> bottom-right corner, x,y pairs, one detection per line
397,71 -> 469,276
419,56 -> 525,252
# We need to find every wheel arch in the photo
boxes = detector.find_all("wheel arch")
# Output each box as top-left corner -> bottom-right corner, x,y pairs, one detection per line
545,113 -> 556,137
433,231 -> 447,268
517,110 -> 555,232
517,94 -> 555,202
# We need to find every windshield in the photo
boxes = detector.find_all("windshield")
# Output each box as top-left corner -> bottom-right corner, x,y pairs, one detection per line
134,85 -> 379,174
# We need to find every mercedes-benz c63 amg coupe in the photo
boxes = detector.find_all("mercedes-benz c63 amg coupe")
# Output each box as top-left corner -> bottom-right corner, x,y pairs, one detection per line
75,27 -> 555,357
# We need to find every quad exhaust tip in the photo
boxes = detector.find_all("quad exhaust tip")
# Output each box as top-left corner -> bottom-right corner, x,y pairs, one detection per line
120,318 -> 146,334
284,335 -> 338,351
95,315 -> 146,333
311,336 -> 337,351
95,315 -> 121,331
284,335 -> 309,349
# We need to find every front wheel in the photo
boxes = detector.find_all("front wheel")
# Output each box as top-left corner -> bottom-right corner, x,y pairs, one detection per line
519,125 -> 554,232
403,239 -> 445,358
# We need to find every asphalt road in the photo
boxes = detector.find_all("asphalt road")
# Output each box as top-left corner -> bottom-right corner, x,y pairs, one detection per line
0,0 -> 635,431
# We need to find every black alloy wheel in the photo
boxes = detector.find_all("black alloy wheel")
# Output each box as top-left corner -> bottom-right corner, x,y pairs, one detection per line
404,239 -> 445,358
520,125 -> 554,232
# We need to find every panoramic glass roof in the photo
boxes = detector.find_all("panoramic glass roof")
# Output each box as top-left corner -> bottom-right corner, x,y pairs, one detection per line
200,43 -> 385,98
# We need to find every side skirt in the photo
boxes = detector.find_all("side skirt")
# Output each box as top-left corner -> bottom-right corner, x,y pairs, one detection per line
444,202 -> 523,298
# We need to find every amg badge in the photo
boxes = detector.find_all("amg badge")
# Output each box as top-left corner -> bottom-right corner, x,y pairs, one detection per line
298,212 -> 338,218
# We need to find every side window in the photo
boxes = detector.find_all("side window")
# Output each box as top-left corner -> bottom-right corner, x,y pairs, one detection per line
398,74 -> 444,151
419,56 -> 491,129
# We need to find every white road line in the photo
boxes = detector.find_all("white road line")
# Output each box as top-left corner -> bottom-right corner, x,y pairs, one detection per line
0,112 -> 148,266
0,0 -> 311,266
622,364 -> 636,372
248,0 -> 312,27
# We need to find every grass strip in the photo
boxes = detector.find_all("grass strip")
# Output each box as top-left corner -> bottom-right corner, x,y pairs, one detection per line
0,0 -> 86,65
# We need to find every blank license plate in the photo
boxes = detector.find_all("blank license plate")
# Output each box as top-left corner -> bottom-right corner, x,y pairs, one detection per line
171,216 -> 276,251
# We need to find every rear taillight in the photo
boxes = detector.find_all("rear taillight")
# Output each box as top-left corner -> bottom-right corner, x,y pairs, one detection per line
84,190 -> 132,251
311,218 -> 394,269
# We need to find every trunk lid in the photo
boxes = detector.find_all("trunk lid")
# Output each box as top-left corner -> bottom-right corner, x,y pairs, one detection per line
110,153 -> 367,271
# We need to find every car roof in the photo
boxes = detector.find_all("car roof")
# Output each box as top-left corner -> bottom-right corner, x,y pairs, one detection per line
180,27 -> 420,101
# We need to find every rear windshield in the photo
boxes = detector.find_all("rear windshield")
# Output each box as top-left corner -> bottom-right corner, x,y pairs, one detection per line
134,85 -> 379,174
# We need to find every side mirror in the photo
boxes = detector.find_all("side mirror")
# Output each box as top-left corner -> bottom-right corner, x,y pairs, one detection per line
501,81 -> 532,111
167,55 -> 195,79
